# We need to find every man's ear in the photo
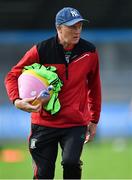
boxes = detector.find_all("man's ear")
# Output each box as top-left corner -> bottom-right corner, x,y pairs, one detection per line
56,25 -> 62,33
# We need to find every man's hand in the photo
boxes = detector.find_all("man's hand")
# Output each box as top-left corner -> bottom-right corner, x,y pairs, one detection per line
85,122 -> 97,143
14,86 -> 53,113
14,97 -> 41,113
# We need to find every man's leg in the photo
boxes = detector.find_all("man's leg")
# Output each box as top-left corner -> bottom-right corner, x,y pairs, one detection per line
29,124 -> 59,179
60,126 -> 87,179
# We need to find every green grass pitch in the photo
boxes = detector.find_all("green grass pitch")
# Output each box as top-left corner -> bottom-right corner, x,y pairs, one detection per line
0,139 -> 132,179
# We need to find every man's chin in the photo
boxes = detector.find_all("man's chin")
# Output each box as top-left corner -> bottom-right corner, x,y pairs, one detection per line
72,39 -> 80,44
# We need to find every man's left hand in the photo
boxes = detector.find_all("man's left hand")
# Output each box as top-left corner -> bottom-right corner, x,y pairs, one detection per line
84,122 -> 97,143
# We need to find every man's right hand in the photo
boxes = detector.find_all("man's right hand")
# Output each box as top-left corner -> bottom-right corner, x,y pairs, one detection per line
14,97 -> 41,113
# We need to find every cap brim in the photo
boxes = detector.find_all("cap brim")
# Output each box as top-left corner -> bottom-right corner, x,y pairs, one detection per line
62,18 -> 89,26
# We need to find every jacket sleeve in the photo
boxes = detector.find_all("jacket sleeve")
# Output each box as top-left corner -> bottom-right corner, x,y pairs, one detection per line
4,45 -> 40,103
87,51 -> 102,124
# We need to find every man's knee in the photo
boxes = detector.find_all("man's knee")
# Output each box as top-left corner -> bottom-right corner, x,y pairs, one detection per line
62,157 -> 83,167
61,159 -> 83,179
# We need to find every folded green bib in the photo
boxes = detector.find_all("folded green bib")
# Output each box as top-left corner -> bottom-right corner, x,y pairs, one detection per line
24,63 -> 63,115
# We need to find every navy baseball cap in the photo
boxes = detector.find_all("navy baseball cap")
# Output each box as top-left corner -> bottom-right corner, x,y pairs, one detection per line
55,7 -> 88,26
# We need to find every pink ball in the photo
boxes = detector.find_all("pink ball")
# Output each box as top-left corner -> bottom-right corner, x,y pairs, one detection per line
18,73 -> 47,99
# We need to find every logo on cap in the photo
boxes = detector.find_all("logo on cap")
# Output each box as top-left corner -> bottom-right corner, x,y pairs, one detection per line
70,10 -> 79,17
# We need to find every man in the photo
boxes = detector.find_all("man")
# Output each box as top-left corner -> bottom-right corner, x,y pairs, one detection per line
5,7 -> 101,179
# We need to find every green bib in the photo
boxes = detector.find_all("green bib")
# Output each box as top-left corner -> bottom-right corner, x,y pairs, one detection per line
24,63 -> 63,115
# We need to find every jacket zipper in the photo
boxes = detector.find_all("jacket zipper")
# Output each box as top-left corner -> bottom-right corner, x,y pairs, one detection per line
65,56 -> 69,80
65,63 -> 68,80
65,51 -> 71,80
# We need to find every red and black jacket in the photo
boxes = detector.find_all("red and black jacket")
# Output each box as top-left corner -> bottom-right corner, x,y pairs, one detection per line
5,36 -> 101,128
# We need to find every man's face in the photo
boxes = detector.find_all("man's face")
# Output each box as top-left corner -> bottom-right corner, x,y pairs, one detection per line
57,22 -> 83,46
